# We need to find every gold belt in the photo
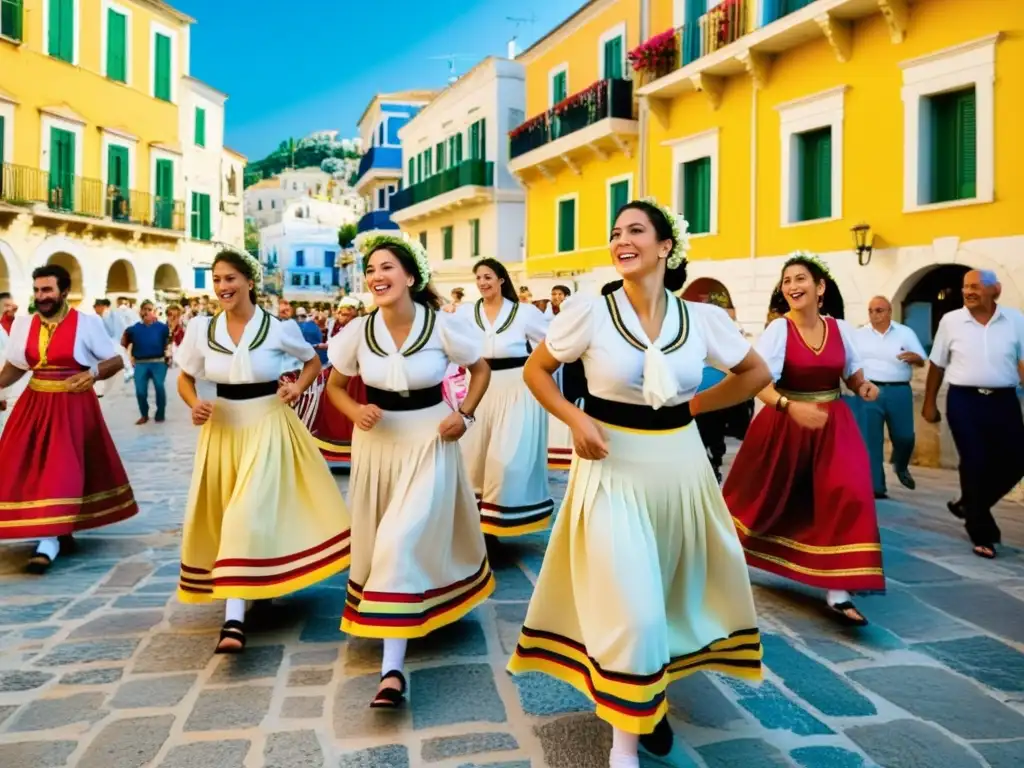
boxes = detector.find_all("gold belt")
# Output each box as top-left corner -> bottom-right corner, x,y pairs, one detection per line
29,378 -> 70,393
777,388 -> 841,403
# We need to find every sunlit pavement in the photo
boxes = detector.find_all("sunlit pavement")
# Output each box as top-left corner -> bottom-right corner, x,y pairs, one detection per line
0,379 -> 1022,768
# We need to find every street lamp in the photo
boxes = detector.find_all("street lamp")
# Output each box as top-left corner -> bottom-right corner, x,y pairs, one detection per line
851,223 -> 873,267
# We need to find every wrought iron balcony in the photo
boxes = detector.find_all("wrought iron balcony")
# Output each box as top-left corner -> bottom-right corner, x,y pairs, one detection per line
390,159 -> 493,212
356,209 -> 399,234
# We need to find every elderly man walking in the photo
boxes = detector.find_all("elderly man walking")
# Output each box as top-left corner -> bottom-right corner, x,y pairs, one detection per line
923,270 -> 1024,559
853,296 -> 927,498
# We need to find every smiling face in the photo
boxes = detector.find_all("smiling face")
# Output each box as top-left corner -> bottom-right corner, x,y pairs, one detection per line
33,277 -> 66,318
212,260 -> 254,313
336,305 -> 357,326
867,297 -> 892,330
550,288 -> 567,308
962,270 -> 997,312
475,266 -> 502,300
609,207 -> 672,281
365,247 -> 415,308
780,263 -> 825,313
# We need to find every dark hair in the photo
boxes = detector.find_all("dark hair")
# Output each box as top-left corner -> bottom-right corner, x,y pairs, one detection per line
0,292 -> 10,302
451,287 -> 465,299
212,250 -> 259,305
552,284 -> 571,296
768,256 -> 845,320
602,200 -> 688,296
140,300 -> 154,311
474,258 -> 518,303
364,244 -> 442,310
32,264 -> 72,293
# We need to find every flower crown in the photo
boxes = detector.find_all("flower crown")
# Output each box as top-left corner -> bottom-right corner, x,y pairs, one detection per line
216,248 -> 264,291
641,197 -> 690,270
354,232 -> 432,292
784,250 -> 834,282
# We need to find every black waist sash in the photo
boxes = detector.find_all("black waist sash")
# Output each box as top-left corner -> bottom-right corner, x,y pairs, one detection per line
485,356 -> 528,371
365,383 -> 444,411
583,394 -> 693,431
216,381 -> 279,400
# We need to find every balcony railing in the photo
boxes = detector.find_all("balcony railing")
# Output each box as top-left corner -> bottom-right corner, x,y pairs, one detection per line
631,0 -> 753,76
766,0 -> 816,26
356,209 -> 399,234
0,163 -> 185,231
390,159 -> 494,212
509,78 -> 634,160
355,146 -> 403,181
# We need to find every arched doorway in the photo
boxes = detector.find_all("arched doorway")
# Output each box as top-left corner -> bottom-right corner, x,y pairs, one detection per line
682,277 -> 732,307
105,259 -> 137,296
46,252 -> 83,304
899,265 -> 970,352
154,263 -> 182,303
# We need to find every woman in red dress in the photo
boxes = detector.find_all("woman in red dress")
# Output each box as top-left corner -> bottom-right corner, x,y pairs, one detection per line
723,253 -> 884,625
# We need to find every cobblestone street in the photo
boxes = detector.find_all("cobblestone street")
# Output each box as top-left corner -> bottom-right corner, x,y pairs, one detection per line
1,381 -> 1023,768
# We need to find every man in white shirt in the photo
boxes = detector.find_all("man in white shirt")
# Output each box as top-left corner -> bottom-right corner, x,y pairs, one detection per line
923,269 -> 1024,559
852,296 -> 927,498
0,291 -> 28,435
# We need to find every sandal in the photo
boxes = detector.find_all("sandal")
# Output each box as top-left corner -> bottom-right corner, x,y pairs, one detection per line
370,670 -> 407,709
827,601 -> 869,626
972,544 -> 997,560
26,553 -> 52,575
215,620 -> 246,654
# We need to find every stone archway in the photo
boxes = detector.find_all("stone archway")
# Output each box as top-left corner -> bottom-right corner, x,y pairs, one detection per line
154,263 -> 182,293
682,277 -> 733,307
895,264 -> 971,351
46,252 -> 84,303
105,259 -> 138,296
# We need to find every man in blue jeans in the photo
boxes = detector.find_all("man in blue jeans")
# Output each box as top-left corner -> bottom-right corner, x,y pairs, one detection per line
122,300 -> 170,425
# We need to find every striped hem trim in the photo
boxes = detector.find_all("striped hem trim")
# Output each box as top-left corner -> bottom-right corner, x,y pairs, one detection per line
342,559 -> 495,639
312,437 -> 351,464
547,447 -> 572,471
478,497 -> 554,537
508,626 -> 762,734
0,496 -> 138,539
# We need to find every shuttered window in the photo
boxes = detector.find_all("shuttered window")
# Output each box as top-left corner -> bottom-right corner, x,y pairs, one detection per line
682,158 -> 712,233
106,9 -> 127,82
194,108 -> 206,147
1,0 -> 24,42
48,0 -> 74,62
928,87 -> 977,203
436,141 -> 445,172
557,198 -> 576,253
609,179 -> 629,229
408,158 -> 415,186
603,35 -> 623,79
154,32 -> 172,101
107,145 -> 129,214
190,192 -> 211,240
154,158 -> 174,228
424,148 -> 433,177
454,132 -> 464,163
797,127 -> 832,222
552,70 -> 567,105
469,119 -> 486,161
418,232 -> 427,249
442,226 -> 453,261
470,218 -> 480,257
49,128 -> 75,211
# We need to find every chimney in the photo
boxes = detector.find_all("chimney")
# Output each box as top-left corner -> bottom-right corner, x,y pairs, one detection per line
507,37 -> 517,59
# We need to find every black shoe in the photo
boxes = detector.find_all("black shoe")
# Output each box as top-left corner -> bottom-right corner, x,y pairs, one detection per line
896,469 -> 916,490
874,492 -> 888,500
26,553 -> 52,575
947,500 -> 966,519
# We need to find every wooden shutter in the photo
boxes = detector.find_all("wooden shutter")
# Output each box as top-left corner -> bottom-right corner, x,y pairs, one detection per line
815,130 -> 832,219
604,37 -> 623,79
443,226 -> 453,260
49,0 -> 73,61
156,158 -> 173,227
200,193 -> 211,240
425,148 -> 432,176
107,145 -> 128,195
49,128 -> 74,210
956,89 -> 977,200
2,0 -> 24,42
683,159 -> 711,234
154,33 -> 171,101
436,141 -> 445,172
190,191 -> 199,238
107,9 -> 126,81
558,199 -> 575,252
609,180 -> 629,228
553,71 -> 567,103
455,133 -> 464,163
195,108 -> 206,147
798,127 -> 831,221
408,158 -> 415,185
469,122 -> 479,160
479,119 -> 486,161
471,219 -> 480,256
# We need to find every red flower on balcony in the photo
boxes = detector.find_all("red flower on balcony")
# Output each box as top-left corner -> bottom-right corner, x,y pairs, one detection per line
509,112 -> 548,140
551,80 -> 607,117
626,28 -> 677,74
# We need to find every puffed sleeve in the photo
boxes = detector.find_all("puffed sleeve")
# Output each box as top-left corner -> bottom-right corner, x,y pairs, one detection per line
79,314 -> 119,364
277,317 -> 317,364
520,303 -> 551,347
326,317 -> 366,376
438,309 -> 484,367
175,316 -> 208,378
3,317 -> 31,370
544,295 -> 596,364
754,318 -> 789,382
836,319 -> 864,379
694,303 -> 751,370
928,313 -> 953,368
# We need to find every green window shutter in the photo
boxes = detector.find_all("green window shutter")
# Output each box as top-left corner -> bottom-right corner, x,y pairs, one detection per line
49,128 -> 75,210
190,191 -> 199,237
609,180 -> 629,228
443,226 -> 453,260
479,119 -> 486,161
604,36 -> 623,79
455,133 -> 464,163
408,158 -> 415,185
469,123 -> 479,160
2,0 -> 25,42
195,108 -> 206,147
416,154 -> 422,182
425,148 -> 432,176
470,219 -> 480,256
557,198 -> 576,252
49,0 -> 73,61
107,9 -> 126,82
797,127 -> 831,221
200,193 -> 211,240
956,89 -> 977,200
156,158 -> 173,228
553,71 -> 567,103
107,145 -> 129,196
682,158 -> 711,234
419,231 -> 427,248
154,33 -> 172,101
436,141 -> 445,171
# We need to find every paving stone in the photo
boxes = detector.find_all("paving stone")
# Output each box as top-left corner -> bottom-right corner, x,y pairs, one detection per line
209,644 -> 284,682
698,738 -> 789,768
159,740 -> 251,768
913,635 -> 1024,692
23,625 -> 60,639
845,719 -> 980,768
534,713 -> 611,768
263,729 -> 323,768
728,679 -> 834,735
0,705 -> 17,726
184,685 -> 272,731
410,663 -> 507,730
282,695 -> 324,718
0,599 -> 71,625
61,597 -> 109,620
136,581 -> 177,593
70,610 -> 165,638
288,667 -> 333,686
790,746 -> 866,768
513,672 -> 591,716
882,550 -> 963,584
60,668 -> 123,685
166,604 -> 224,631
491,565 -> 535,600
409,617 -> 488,661
912,583 -> 1024,643
133,633 -> 214,673
847,589 -> 971,643
78,714 -> 174,768
848,665 -> 1024,739
289,648 -> 338,666
339,745 -> 408,768
36,638 -> 140,666
493,602 -> 527,654
0,670 -> 54,692
0,741 -> 78,767
333,673 -> 410,739
291,585 -> 348,617
7,692 -> 107,732
152,562 -> 183,578
298,616 -> 345,643
456,762 -> 530,768
974,740 -> 1024,768
112,594 -> 172,609
99,562 -> 154,589
111,674 -> 196,708
667,673 -> 745,729
802,638 -> 867,663
761,634 -> 876,717
421,732 -> 519,762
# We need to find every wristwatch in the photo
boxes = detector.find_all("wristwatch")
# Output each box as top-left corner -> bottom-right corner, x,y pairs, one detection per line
458,409 -> 475,428
89,364 -> 100,380
775,395 -> 790,412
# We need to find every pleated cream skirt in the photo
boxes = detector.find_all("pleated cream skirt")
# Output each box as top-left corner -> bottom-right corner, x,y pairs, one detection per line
344,401 -> 494,639
460,367 -> 553,537
178,394 -> 351,603
507,420 -> 763,734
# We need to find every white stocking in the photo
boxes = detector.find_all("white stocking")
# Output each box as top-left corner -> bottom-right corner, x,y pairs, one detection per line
381,638 -> 408,676
224,598 -> 246,624
610,728 -> 639,767
827,590 -> 852,606
35,537 -> 60,561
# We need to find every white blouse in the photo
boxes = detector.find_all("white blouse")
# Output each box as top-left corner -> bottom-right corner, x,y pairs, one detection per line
755,316 -> 862,382
328,303 -> 483,393
5,311 -> 118,370
176,308 -> 316,384
545,289 -> 751,409
458,298 -> 549,359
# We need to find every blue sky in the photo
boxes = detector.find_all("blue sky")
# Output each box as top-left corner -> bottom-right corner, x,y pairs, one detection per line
175,0 -> 584,160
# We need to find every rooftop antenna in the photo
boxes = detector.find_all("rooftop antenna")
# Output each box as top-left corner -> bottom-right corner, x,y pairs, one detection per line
506,14 -> 536,59
428,54 -> 472,84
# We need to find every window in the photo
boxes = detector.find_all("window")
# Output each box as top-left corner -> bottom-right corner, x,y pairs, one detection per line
271,199 -> 275,209
106,144 -> 129,217
777,86 -> 844,226
377,188 -> 385,209
795,127 -> 832,221
386,117 -> 403,145
154,157 -> 173,227
436,141 -> 446,172
194,107 -> 206,148
601,28 -> 624,79
442,226 -> 453,261
608,177 -> 630,229
679,158 -> 711,233
0,116 -> 5,170
106,8 -> 127,82
291,273 -> 301,287
190,192 -> 211,240
469,218 -> 480,257
324,251 -> 336,268
419,231 -> 427,248
550,66 -> 568,106
48,0 -> 74,62
416,154 -> 423,183
313,272 -> 321,286
926,87 -> 976,204
194,268 -> 206,290
258,199 -> 263,211
153,32 -> 171,101
295,249 -> 305,267
1,0 -> 24,42
378,123 -> 384,145
424,148 -> 433,177
557,197 -> 576,253
408,158 -> 415,186
469,119 -> 486,161
48,127 -> 76,211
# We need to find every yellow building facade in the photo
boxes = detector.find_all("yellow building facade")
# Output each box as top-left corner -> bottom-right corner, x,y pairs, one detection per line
0,0 -> 243,304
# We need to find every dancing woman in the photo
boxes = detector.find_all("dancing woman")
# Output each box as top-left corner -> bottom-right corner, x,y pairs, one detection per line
723,252 -> 884,625
325,233 -> 493,709
508,200 -> 770,768
459,258 -> 552,538
175,250 -> 351,653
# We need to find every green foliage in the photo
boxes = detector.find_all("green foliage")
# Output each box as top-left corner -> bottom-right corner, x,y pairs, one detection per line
244,218 -> 260,253
338,222 -> 357,248
244,134 -> 360,188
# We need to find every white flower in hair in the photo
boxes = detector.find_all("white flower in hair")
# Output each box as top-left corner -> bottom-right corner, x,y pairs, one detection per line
641,197 -> 690,269
217,248 -> 264,291
354,231 -> 432,292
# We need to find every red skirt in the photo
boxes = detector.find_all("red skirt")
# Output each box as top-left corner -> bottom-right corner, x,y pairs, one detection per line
0,383 -> 138,539
310,375 -> 366,466
723,398 -> 885,592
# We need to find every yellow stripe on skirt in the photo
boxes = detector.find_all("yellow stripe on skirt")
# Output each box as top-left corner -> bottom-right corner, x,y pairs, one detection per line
343,401 -> 494,639
178,394 -> 351,602
507,419 -> 763,734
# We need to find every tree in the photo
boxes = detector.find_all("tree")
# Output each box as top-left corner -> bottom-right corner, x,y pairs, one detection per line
338,223 -> 357,248
321,157 -> 345,175
245,218 -> 260,255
